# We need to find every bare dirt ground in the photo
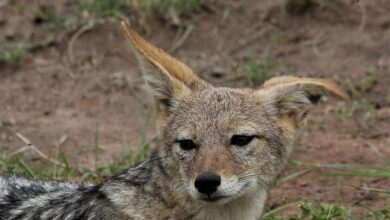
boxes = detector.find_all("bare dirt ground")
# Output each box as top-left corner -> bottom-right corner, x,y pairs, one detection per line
0,0 -> 389,215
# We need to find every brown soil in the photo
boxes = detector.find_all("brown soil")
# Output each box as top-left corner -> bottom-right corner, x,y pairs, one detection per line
0,0 -> 389,215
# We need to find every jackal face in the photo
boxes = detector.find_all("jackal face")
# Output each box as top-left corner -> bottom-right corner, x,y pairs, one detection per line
164,87 -> 284,204
122,22 -> 348,205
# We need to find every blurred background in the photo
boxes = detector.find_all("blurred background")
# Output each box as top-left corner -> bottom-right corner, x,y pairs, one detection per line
0,0 -> 389,218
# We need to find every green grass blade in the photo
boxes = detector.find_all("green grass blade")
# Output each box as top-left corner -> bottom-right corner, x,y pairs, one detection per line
326,171 -> 390,178
17,157 -> 36,178
278,167 -> 318,185
351,185 -> 390,194
94,126 -> 100,172
262,201 -> 302,219
367,143 -> 390,166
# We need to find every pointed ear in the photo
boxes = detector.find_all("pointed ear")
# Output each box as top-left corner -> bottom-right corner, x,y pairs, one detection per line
121,21 -> 206,129
258,76 -> 349,128
121,21 -> 204,87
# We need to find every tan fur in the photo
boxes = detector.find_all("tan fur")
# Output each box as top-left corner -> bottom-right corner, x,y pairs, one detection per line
191,148 -> 240,180
121,21 -> 203,87
275,115 -> 296,138
263,76 -> 350,100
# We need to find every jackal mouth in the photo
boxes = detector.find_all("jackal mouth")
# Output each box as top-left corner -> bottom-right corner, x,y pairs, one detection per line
199,195 -> 228,202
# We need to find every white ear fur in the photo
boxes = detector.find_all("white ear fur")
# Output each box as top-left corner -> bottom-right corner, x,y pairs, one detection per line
141,60 -> 190,111
121,21 -> 207,130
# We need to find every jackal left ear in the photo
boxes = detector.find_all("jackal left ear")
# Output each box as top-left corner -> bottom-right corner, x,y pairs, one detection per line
121,21 -> 206,129
258,76 -> 349,127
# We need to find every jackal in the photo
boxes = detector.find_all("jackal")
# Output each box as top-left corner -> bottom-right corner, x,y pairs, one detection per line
0,21 -> 348,220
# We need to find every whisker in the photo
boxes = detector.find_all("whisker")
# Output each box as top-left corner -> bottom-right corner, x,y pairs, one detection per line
237,173 -> 270,189
238,173 -> 268,180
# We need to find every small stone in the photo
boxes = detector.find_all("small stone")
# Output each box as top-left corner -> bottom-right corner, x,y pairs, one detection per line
378,56 -> 389,69
0,0 -> 9,8
2,117 -> 15,126
0,14 -> 6,26
0,132 -> 7,141
43,110 -> 52,116
5,29 -> 15,40
299,181 -> 309,187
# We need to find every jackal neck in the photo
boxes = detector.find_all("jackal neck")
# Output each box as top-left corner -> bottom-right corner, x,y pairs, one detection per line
100,149 -> 197,219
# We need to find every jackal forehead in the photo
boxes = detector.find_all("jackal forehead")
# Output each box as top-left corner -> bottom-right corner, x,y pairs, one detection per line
184,88 -> 256,113
171,88 -> 269,140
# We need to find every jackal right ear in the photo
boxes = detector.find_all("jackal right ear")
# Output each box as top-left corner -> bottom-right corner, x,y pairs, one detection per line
258,76 -> 349,128
121,21 -> 205,129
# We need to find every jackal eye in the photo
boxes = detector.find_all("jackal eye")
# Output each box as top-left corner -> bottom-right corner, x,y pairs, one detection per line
231,135 -> 255,146
178,139 -> 197,150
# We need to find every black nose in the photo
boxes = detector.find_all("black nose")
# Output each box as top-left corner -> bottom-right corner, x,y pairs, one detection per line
194,172 -> 221,196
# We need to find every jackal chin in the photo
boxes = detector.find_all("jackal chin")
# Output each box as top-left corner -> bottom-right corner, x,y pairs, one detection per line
188,176 -> 257,205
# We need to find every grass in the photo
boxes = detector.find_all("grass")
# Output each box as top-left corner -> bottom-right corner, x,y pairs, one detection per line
263,202 -> 390,220
245,38 -> 278,86
0,103 -> 154,182
33,9 -> 65,28
0,40 -> 29,63
337,74 -> 378,129
284,160 -> 390,186
263,202 -> 354,219
0,3 -> 71,63
78,0 -> 219,20
0,0 -> 219,64
246,47 -> 272,86
265,147 -> 390,218
0,130 -> 152,181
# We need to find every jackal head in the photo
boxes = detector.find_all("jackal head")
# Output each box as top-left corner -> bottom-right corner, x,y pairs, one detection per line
122,22 -> 348,204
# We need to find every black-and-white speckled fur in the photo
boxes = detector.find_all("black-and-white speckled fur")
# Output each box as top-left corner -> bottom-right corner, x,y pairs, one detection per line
0,152 -> 195,220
